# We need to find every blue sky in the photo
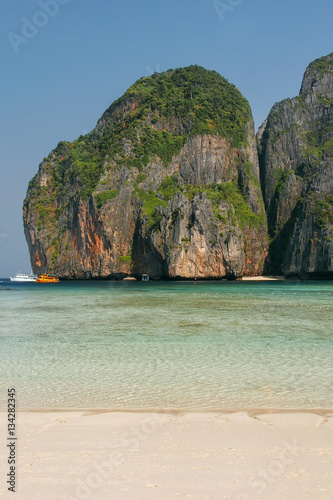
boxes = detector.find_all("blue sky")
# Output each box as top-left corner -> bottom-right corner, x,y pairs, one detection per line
1,0 -> 332,277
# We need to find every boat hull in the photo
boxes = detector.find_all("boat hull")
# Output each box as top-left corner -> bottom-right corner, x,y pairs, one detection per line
36,274 -> 59,283
9,273 -> 37,282
10,278 -> 37,282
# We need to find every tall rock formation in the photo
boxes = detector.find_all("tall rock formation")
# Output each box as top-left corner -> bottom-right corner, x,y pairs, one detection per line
258,53 -> 333,277
24,66 -> 267,279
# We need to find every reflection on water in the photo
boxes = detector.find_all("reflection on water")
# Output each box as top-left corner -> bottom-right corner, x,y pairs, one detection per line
0,280 -> 332,409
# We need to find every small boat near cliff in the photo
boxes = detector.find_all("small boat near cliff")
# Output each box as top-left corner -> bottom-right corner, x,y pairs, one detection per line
36,274 -> 59,283
9,272 -> 38,282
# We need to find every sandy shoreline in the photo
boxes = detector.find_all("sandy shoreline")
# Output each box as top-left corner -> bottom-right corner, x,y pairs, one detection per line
1,410 -> 333,499
241,276 -> 286,281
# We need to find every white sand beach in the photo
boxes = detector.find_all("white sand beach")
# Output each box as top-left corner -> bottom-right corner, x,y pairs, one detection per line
241,276 -> 286,281
1,410 -> 333,499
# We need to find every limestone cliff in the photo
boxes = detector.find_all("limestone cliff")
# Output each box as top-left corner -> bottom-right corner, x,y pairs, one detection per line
24,66 -> 267,279
258,53 -> 333,277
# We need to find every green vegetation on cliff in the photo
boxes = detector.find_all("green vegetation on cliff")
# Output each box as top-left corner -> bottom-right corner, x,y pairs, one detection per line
138,174 -> 265,232
302,127 -> 333,164
95,189 -> 118,209
307,53 -> 333,78
122,66 -> 251,144
25,66 -> 251,208
312,195 -> 333,229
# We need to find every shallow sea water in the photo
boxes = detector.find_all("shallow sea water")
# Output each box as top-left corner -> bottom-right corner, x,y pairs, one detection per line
0,279 -> 332,409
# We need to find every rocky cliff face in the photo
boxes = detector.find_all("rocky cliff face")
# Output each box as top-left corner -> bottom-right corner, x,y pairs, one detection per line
24,66 -> 267,279
258,53 -> 333,277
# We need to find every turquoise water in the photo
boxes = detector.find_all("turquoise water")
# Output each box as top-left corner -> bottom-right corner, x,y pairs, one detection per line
0,279 -> 332,409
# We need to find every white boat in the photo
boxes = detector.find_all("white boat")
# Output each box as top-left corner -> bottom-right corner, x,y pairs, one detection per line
9,272 -> 38,282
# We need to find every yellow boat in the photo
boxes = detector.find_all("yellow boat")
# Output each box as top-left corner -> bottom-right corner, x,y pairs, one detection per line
36,274 -> 59,283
